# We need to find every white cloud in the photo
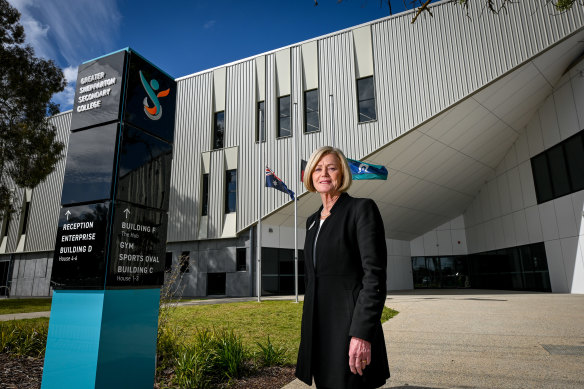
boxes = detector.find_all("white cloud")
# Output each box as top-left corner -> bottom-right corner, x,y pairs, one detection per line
8,0 -> 121,66
203,20 -> 216,29
52,66 -> 78,110
7,1 -> 121,111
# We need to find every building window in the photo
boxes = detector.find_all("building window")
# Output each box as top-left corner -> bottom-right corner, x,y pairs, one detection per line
304,89 -> 319,133
1,215 -> 9,238
236,248 -> 246,271
179,251 -> 190,273
225,169 -> 237,213
201,174 -> 209,216
531,130 -> 584,204
277,95 -> 291,137
257,101 -> 265,142
165,252 -> 173,272
357,76 -> 376,123
213,111 -> 225,150
207,273 -> 226,295
20,201 -> 31,235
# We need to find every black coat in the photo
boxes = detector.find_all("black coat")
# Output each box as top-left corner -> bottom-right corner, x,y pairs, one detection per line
295,193 -> 390,389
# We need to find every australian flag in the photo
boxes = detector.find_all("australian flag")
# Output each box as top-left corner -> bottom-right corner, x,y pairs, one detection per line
266,167 -> 295,200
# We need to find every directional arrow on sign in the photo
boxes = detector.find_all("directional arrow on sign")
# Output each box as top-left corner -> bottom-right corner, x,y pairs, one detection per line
65,210 -> 71,221
124,208 -> 130,219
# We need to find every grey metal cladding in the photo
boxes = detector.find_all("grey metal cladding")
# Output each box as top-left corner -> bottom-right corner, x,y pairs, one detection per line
168,72 -> 213,242
209,150 -> 225,238
166,0 -> 584,239
26,112 -> 72,252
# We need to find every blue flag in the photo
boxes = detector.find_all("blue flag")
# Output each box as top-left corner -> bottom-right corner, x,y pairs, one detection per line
348,158 -> 388,180
266,167 -> 295,200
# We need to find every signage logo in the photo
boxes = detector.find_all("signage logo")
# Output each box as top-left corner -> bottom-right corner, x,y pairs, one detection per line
139,70 -> 170,120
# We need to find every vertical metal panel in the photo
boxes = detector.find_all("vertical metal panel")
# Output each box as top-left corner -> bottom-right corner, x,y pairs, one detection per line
23,112 -> 71,252
208,150 -> 225,238
167,72 -> 213,242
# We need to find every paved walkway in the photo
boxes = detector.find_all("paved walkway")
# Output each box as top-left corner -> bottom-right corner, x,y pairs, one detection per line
283,289 -> 584,389
3,290 -> 584,388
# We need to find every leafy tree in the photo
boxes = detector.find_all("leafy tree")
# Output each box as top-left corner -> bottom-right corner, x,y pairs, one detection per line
314,0 -> 582,23
0,0 -> 66,219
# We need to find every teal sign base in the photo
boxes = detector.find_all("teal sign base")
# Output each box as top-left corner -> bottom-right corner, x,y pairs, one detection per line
42,289 -> 161,389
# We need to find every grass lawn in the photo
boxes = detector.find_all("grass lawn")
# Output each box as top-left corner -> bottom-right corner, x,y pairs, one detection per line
1,298 -> 399,365
0,299 -> 52,315
166,301 -> 398,364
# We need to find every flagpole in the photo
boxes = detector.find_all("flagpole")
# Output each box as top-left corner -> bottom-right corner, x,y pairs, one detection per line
257,109 -> 263,303
293,102 -> 299,304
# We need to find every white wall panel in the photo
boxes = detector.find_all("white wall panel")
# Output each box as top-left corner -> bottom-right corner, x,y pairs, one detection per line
539,96 -> 562,149
554,196 -> 578,238
539,201 -> 560,241
554,81 -> 580,140
525,205 -> 544,243
546,239 -> 569,292
573,235 -> 584,293
525,117 -> 544,157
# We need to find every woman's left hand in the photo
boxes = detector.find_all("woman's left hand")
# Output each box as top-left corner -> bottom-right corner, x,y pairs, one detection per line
348,336 -> 371,375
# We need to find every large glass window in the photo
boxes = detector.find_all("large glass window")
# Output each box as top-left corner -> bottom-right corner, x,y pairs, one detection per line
257,101 -> 265,142
225,169 -> 237,213
261,248 -> 305,295
413,243 -> 551,292
304,89 -> 319,133
201,174 -> 209,216
564,134 -> 584,192
531,154 -> 553,203
213,111 -> 225,150
547,144 -> 571,198
357,76 -> 376,123
277,95 -> 291,137
531,130 -> 584,204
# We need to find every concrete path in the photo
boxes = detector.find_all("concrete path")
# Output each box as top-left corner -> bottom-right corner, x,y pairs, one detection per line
283,289 -> 584,389
0,311 -> 51,321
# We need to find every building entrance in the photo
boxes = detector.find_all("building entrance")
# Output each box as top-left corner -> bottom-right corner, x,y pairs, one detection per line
412,242 -> 551,292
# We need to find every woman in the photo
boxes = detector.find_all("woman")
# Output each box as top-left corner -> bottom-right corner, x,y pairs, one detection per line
295,146 -> 390,389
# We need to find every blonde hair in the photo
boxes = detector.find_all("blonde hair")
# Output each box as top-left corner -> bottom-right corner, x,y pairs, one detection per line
303,146 -> 352,193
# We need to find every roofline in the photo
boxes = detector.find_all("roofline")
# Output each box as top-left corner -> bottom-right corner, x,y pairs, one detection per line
175,0 -> 449,82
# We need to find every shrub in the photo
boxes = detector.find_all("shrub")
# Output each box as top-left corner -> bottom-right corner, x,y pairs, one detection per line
255,335 -> 287,367
0,320 -> 48,357
172,328 -> 249,388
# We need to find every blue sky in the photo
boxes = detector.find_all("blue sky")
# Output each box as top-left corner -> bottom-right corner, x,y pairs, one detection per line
8,0 -> 414,111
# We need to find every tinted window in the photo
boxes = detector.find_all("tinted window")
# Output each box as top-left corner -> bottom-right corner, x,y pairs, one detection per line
20,202 -> 31,235
564,134 -> 584,192
304,89 -> 319,133
179,251 -> 190,273
213,111 -> 225,149
236,248 -> 246,271
165,252 -> 173,272
548,144 -> 571,198
531,154 -> 554,203
257,101 -> 265,142
225,169 -> 237,213
278,95 -> 291,137
201,174 -> 209,216
357,76 -> 376,123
